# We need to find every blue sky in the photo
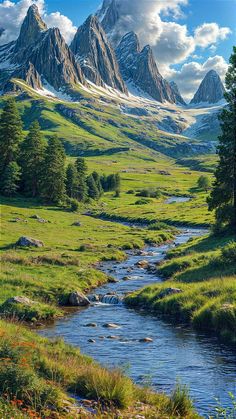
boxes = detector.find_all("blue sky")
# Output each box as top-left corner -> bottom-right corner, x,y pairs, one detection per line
0,0 -> 235,98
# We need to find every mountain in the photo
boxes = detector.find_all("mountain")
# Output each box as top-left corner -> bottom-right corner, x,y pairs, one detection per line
190,70 -> 225,104
116,32 -> 182,104
169,81 -> 186,106
97,0 -> 120,35
0,4 -> 86,92
70,15 -> 127,94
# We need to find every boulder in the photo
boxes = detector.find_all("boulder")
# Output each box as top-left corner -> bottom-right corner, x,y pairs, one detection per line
123,276 -> 133,281
136,260 -> 149,269
159,288 -> 182,299
103,323 -> 120,329
16,236 -> 44,247
89,294 -> 100,302
72,221 -> 81,227
88,339 -> 96,343
30,214 -> 48,223
5,296 -> 35,306
68,291 -> 90,307
139,337 -> 153,343
85,323 -> 97,327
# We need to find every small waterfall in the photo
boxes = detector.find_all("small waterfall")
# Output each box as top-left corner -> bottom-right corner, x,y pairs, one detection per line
100,294 -> 123,305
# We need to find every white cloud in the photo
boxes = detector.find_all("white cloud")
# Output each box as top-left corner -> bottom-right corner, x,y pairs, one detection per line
0,0 -> 76,45
44,12 -> 76,44
194,23 -> 231,48
169,55 -> 228,101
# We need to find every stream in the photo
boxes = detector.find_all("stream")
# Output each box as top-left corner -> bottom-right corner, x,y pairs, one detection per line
40,225 -> 236,417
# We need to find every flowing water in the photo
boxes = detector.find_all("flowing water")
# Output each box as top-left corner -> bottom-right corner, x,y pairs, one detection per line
40,226 -> 236,417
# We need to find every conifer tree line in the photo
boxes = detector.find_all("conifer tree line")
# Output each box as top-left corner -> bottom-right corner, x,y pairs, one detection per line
0,98 -> 121,204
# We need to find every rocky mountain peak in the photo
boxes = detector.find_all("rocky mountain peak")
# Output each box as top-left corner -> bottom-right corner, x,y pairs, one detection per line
70,14 -> 127,93
190,70 -> 225,104
116,33 -> 178,103
98,0 -> 120,33
15,4 -> 47,50
169,81 -> 186,105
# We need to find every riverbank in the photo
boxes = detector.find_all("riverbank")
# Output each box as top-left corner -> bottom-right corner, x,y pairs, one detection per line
126,232 -> 236,345
0,196 -> 174,323
0,319 -> 202,419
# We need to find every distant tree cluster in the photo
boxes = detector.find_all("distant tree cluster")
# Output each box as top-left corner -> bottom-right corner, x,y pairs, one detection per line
0,98 -> 121,206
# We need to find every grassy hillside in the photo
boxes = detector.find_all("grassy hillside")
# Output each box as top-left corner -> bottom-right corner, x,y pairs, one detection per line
126,233 -> 236,345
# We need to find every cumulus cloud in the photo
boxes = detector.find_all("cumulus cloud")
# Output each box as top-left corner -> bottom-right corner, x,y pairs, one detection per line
194,23 -> 231,48
169,55 -> 228,101
0,0 -> 76,45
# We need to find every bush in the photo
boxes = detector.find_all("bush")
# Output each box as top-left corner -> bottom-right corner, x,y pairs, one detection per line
75,366 -> 134,408
126,190 -> 134,194
136,189 -> 161,198
168,382 -> 193,416
135,198 -> 151,205
68,198 -> 79,212
221,241 -> 236,263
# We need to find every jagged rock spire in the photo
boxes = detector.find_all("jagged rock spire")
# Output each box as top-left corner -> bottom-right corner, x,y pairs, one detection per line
15,4 -> 47,50
71,14 -> 127,93
190,70 -> 225,104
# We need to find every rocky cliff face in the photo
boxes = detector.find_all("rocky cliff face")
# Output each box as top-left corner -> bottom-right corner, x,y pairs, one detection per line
190,70 -> 225,104
70,15 -> 127,93
116,32 -> 180,103
169,81 -> 186,106
14,4 -> 47,53
97,0 -> 120,34
0,4 -> 86,92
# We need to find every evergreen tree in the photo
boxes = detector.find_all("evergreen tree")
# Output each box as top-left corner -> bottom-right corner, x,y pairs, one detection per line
66,163 -> 78,198
76,157 -> 88,177
0,98 -> 23,183
1,162 -> 21,196
20,121 -> 45,197
100,174 -> 108,191
75,157 -> 88,202
40,136 -> 66,204
92,171 -> 103,196
87,174 -> 100,200
208,47 -> 236,232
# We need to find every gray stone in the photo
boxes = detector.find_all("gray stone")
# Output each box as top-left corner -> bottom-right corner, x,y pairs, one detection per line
139,337 -> 153,343
16,236 -> 44,248
6,296 -> 35,306
159,288 -> 182,299
103,323 -> 120,328
68,291 -> 90,307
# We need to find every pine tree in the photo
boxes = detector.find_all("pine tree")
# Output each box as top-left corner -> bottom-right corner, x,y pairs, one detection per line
40,136 -> 66,204
87,174 -> 100,200
66,163 -> 78,198
75,157 -> 88,177
75,157 -> 88,202
92,171 -> 103,197
208,47 -> 236,232
20,121 -> 45,197
1,162 -> 21,196
0,98 -> 23,183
